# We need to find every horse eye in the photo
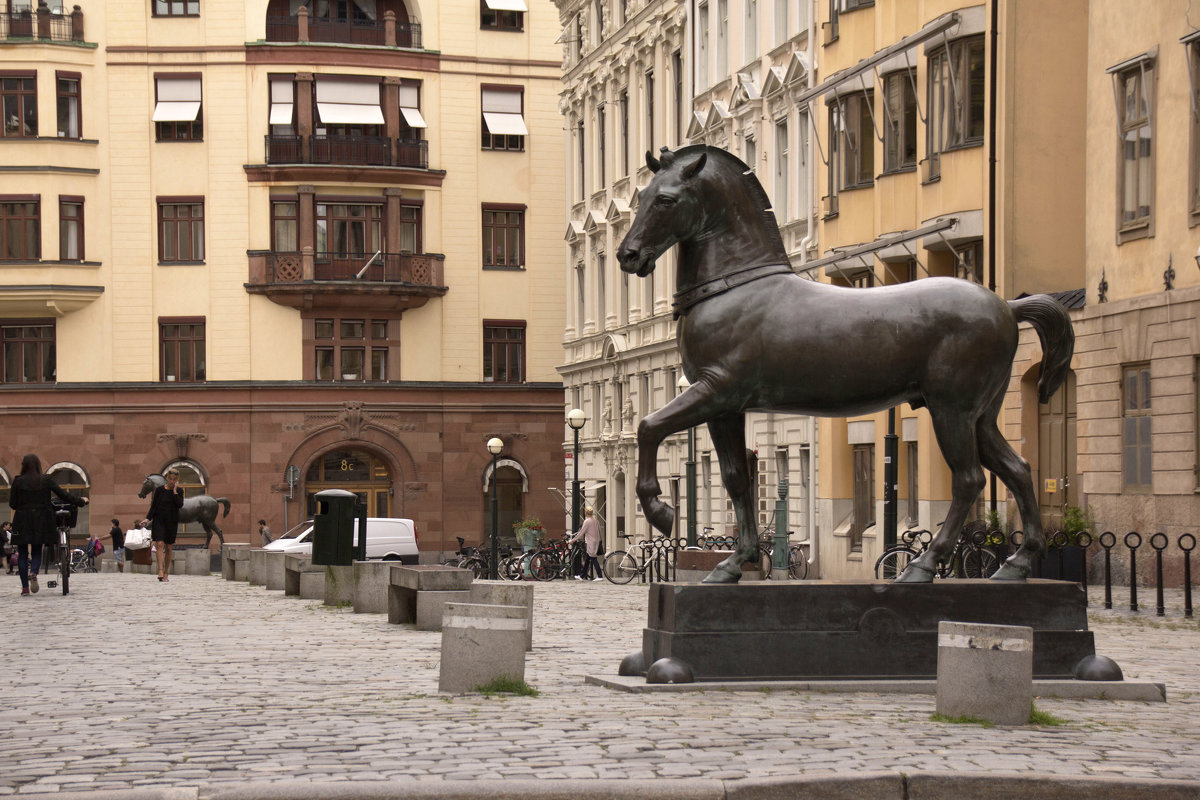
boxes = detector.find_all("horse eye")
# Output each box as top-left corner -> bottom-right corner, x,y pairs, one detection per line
656,196 -> 676,206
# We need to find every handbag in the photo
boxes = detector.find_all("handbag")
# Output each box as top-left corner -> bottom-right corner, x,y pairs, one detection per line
124,528 -> 151,550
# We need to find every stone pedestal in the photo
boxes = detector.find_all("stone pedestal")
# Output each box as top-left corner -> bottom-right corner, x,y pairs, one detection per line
641,580 -> 1095,681
184,548 -> 210,576
299,571 -> 325,599
389,565 -> 473,630
248,548 -> 270,586
936,621 -> 1033,725
285,554 -> 322,597
323,564 -> 354,606
352,560 -> 392,614
222,544 -> 252,581
469,580 -> 534,650
438,602 -> 528,693
263,550 -> 289,590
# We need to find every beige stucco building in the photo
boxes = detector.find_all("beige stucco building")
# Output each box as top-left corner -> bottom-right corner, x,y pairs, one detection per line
0,0 -> 566,554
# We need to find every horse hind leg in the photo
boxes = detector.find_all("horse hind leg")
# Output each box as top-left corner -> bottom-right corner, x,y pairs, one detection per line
702,413 -> 755,584
976,415 -> 1040,581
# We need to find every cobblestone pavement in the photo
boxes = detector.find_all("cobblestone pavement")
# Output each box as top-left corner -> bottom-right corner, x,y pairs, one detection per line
1,571 -> 1198,796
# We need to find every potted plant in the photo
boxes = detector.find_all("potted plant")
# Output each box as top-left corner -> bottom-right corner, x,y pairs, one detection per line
513,517 -> 544,551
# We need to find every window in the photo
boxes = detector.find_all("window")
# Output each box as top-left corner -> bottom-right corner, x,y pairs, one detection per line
1123,364 -> 1152,491
850,443 -> 875,551
271,199 -> 298,252
774,0 -> 787,45
1192,41 -> 1200,223
483,322 -> 525,383
883,70 -> 916,173
481,86 -> 527,151
480,0 -> 524,31
575,262 -> 586,331
316,202 -> 383,261
313,317 -> 391,382
1,197 -> 39,261
672,50 -> 683,145
56,72 -> 80,138
153,75 -> 203,141
153,0 -> 199,16
1,321 -> 54,384
158,199 -> 204,263
698,2 -> 709,88
577,119 -> 586,199
829,91 -> 874,193
597,105 -> 606,187
399,203 -> 422,253
829,0 -> 873,40
954,240 -> 983,283
482,204 -> 524,268
645,70 -> 654,149
619,89 -> 630,176
927,36 -> 985,179
774,117 -> 788,221
744,0 -> 757,64
160,318 -> 205,383
716,0 -> 728,78
597,253 -> 606,327
905,440 -> 918,527
1,73 -> 36,138
1114,58 -> 1155,239
745,135 -> 756,174
58,197 -> 83,261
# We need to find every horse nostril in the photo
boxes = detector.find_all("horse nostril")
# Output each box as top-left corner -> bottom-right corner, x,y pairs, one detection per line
618,247 -> 636,263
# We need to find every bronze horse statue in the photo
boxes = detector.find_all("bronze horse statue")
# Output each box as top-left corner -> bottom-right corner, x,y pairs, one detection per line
616,145 -> 1074,584
139,474 -> 231,549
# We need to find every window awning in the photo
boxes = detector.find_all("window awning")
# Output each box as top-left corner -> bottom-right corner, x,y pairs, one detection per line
154,76 -> 201,122
397,84 -> 427,128
484,0 -> 527,10
269,77 -> 294,126
483,111 -> 528,136
269,103 -> 294,125
400,106 -> 427,128
314,78 -> 384,126
797,216 -> 959,277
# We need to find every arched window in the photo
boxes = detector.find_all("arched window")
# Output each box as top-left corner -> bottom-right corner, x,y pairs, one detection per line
304,448 -> 393,517
47,462 -> 90,535
164,460 -> 207,535
0,467 -> 10,525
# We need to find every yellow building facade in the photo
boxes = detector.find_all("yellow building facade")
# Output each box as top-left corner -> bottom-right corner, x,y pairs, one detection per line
0,0 -> 567,553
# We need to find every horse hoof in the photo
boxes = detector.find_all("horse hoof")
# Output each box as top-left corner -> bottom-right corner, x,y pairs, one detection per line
990,562 -> 1029,581
701,563 -> 742,584
894,562 -> 935,583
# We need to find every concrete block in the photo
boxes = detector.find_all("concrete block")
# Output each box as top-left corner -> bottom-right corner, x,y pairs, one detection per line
131,561 -> 155,575
416,590 -> 472,631
323,564 -> 354,606
393,564 -> 473,592
284,554 -> 319,596
263,550 -> 289,591
247,548 -> 269,586
352,560 -> 392,614
299,570 -> 325,599
169,549 -> 187,575
936,621 -> 1033,726
222,544 -> 252,581
438,602 -> 528,693
184,548 -> 210,576
389,564 -> 473,625
469,580 -> 534,650
101,559 -> 119,573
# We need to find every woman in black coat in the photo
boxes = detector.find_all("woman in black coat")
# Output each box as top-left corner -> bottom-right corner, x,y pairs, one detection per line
141,468 -> 184,582
9,454 -> 89,596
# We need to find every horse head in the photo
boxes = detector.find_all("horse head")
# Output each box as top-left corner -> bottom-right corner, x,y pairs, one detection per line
138,473 -> 164,499
617,145 -> 709,278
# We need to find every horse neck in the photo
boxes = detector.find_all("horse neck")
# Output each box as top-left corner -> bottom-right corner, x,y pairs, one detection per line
678,205 -> 787,290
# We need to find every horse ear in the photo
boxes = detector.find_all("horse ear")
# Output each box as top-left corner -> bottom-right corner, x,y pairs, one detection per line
646,150 -> 661,173
681,152 -> 707,180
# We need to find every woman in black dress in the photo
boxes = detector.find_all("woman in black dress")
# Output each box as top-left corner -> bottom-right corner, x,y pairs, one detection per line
9,454 -> 89,596
141,468 -> 184,582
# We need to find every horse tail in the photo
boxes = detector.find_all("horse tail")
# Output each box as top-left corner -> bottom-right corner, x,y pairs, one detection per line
1008,295 -> 1075,404
217,498 -> 231,518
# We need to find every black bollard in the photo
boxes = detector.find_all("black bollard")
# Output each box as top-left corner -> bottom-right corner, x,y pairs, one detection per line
1150,533 -> 1168,617
1099,532 -> 1116,610
1053,531 -> 1069,579
1180,534 -> 1195,619
1125,532 -> 1142,612
1076,532 -> 1093,602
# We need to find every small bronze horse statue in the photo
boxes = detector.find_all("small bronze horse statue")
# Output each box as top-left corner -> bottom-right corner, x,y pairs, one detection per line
617,145 -> 1074,584
139,474 -> 231,549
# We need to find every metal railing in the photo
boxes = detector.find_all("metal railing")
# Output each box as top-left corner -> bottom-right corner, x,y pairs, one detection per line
265,135 -> 428,169
264,15 -> 421,48
265,251 -> 443,286
0,8 -> 79,41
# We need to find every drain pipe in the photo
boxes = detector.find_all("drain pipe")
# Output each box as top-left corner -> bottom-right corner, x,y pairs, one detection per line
798,10 -> 819,576
987,0 -> 1000,515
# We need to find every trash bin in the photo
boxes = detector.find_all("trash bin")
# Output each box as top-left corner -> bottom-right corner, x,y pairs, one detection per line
311,489 -> 367,566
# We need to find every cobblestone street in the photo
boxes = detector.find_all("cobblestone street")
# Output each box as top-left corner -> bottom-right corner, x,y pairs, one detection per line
2,572 -> 1198,796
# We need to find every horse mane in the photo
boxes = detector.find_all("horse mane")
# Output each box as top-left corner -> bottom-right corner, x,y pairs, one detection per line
665,144 -> 788,259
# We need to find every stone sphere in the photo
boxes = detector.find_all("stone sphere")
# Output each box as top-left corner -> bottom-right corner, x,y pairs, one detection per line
1074,654 -> 1124,682
618,650 -> 647,677
646,657 -> 695,684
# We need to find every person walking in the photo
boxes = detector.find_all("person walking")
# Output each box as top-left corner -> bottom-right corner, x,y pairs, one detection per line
9,454 -> 89,596
258,519 -> 272,546
109,518 -> 125,573
141,468 -> 184,583
568,507 -> 603,581
2,521 -> 14,574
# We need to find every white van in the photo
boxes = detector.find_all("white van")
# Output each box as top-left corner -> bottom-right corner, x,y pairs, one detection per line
263,517 -> 419,563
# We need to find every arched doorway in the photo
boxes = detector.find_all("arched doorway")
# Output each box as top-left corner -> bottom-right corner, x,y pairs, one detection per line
483,464 -> 524,547
47,462 -> 90,535
1038,371 -> 1078,530
162,460 -> 207,537
305,448 -> 393,517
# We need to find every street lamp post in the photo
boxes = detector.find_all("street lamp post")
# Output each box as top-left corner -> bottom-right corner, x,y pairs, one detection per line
676,376 -> 697,547
486,437 -> 504,580
566,409 -> 587,538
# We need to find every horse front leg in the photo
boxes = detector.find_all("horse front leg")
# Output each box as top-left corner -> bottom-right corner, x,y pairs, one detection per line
635,382 -> 723,536
702,412 -> 755,584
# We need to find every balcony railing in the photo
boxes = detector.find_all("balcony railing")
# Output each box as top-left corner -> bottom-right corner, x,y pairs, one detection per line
261,250 -> 444,286
264,12 -> 421,49
264,134 -> 429,169
0,5 -> 84,42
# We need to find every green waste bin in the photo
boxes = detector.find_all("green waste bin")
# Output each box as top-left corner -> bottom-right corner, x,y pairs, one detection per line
311,489 -> 367,566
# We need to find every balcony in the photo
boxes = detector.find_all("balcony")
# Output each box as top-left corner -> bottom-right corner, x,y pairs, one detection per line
264,134 -> 429,167
1,3 -> 84,43
246,249 -> 447,312
265,11 -> 420,49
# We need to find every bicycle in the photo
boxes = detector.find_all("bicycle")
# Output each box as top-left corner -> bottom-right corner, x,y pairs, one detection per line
528,537 -> 583,581
874,528 -> 933,579
602,535 -> 675,584
874,524 -> 1001,579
